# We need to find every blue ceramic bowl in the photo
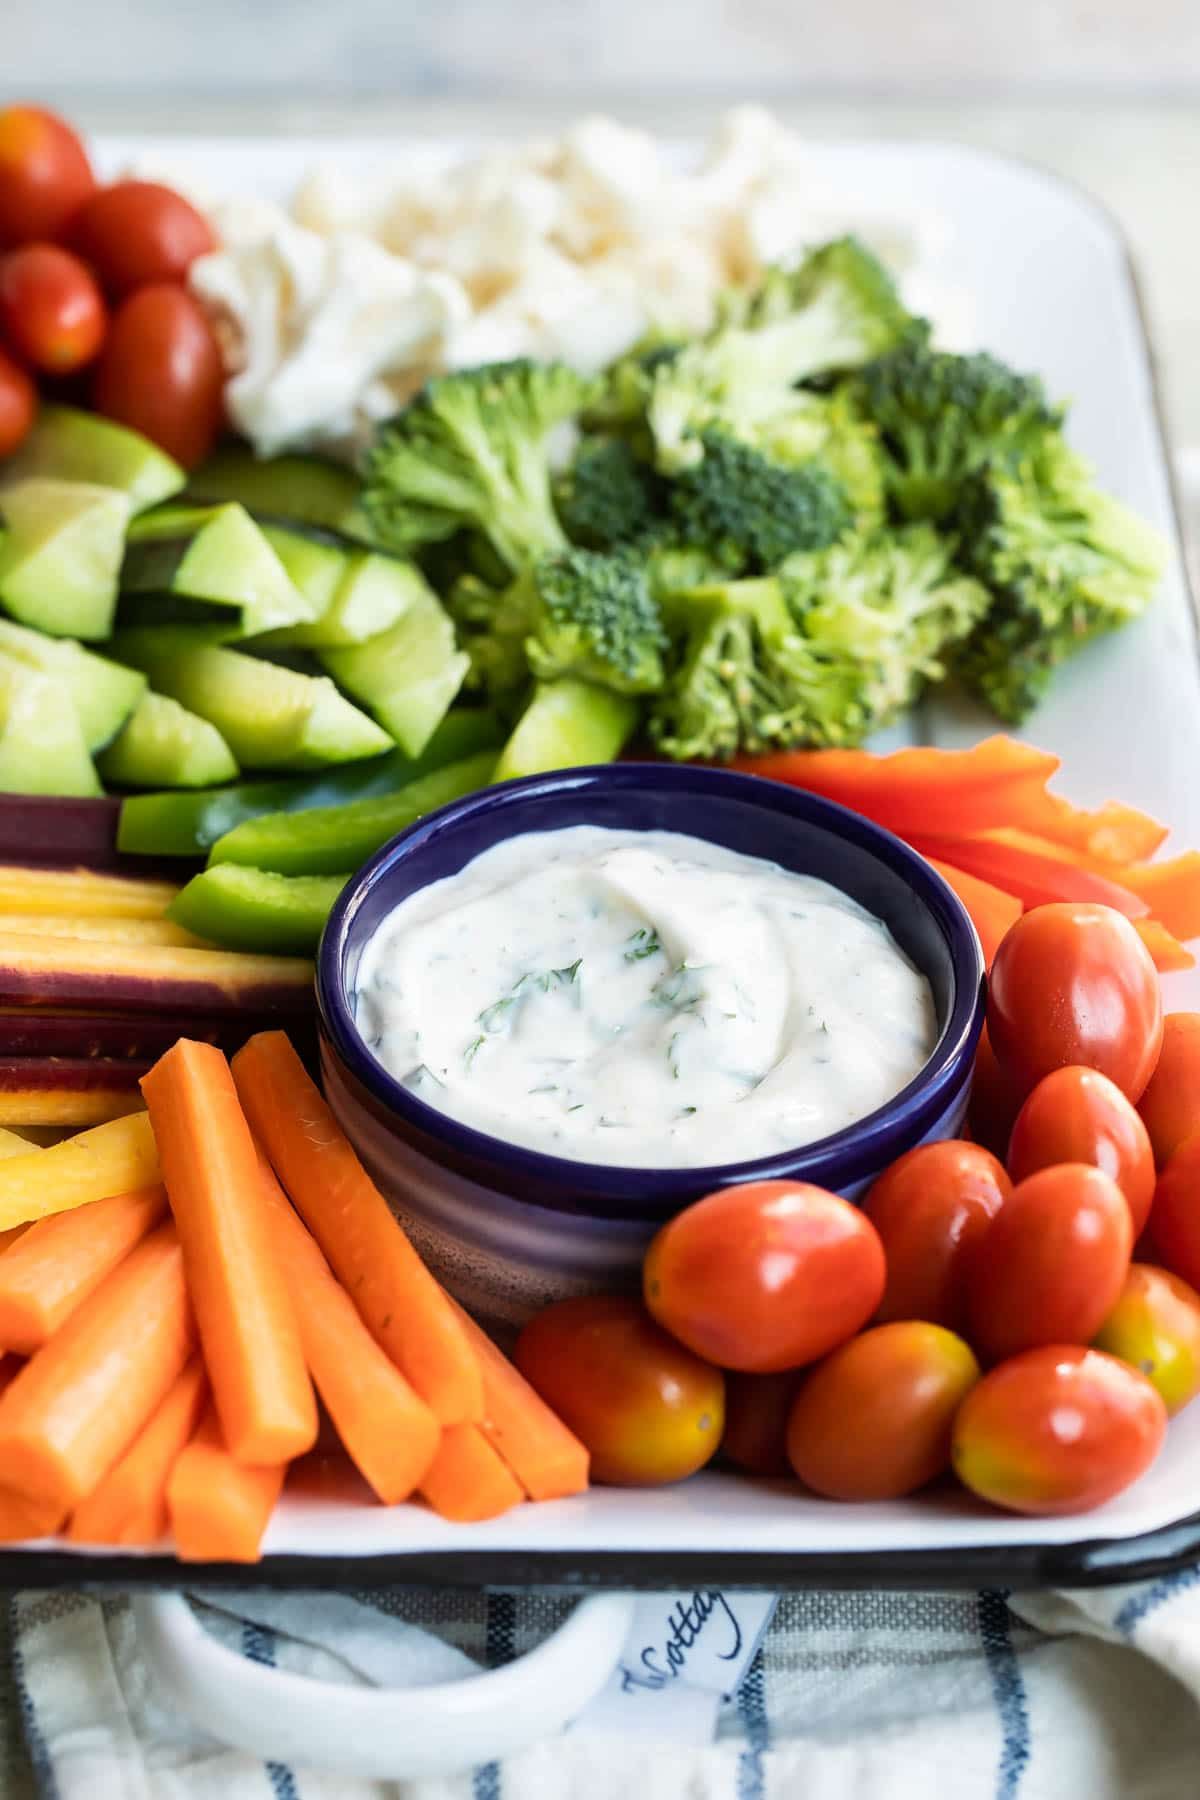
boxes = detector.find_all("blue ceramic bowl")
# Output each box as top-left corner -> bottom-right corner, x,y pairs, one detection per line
317,763 -> 986,1326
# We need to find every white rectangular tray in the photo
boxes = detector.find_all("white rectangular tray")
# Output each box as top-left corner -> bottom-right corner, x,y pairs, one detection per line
23,132 -> 1200,1588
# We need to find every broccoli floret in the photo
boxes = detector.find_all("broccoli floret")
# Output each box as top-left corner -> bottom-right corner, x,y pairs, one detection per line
584,339 -> 683,432
956,433 -> 1165,722
363,359 -> 594,573
450,547 -> 667,705
780,525 -> 992,731
649,237 -> 921,473
648,577 -> 865,762
556,437 -> 668,550
855,341 -> 1060,523
668,430 -> 851,572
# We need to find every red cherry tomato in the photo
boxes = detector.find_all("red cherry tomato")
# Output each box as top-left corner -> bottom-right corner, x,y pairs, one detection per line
988,903 -> 1163,1103
967,1024 -> 1023,1158
967,1164 -> 1132,1364
71,180 -> 216,296
0,346 -> 36,455
862,1139 -> 1011,1332
0,106 -> 94,246
786,1322 -> 980,1501
721,1371 -> 800,1477
951,1345 -> 1166,1515
514,1295 -> 724,1487
1093,1262 -> 1200,1415
0,243 -> 105,373
1008,1066 -> 1155,1236
92,283 -> 223,467
1148,1135 -> 1200,1291
1138,1013 -> 1200,1169
643,1180 -> 885,1373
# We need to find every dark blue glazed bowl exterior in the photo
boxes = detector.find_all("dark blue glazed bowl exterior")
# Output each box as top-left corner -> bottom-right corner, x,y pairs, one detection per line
317,762 -> 986,1226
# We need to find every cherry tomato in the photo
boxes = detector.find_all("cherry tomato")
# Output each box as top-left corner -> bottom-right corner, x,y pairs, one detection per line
988,903 -> 1163,1103
0,244 -> 105,373
1138,1013 -> 1200,1169
71,180 -> 216,297
721,1371 -> 800,1477
514,1295 -> 724,1486
1007,1066 -> 1155,1236
0,106 -> 94,247
643,1180 -> 885,1373
951,1345 -> 1166,1515
1093,1262 -> 1200,1415
92,283 -> 223,468
967,1024 -> 1023,1158
862,1140 -> 1010,1332
967,1164 -> 1132,1364
1147,1135 -> 1200,1291
0,346 -> 36,456
786,1322 -> 980,1501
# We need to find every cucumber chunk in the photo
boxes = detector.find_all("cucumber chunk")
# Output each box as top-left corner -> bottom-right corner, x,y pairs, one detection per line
112,633 -> 393,772
0,405 -> 184,512
0,619 -> 145,752
121,503 -> 315,638
493,679 -> 638,782
0,659 -> 101,796
186,446 -> 374,544
168,864 -> 348,955
97,691 -> 239,790
0,479 -> 132,640
257,542 -> 425,650
319,581 -> 468,756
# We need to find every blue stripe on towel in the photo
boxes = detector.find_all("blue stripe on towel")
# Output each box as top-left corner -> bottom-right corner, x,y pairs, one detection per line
9,1596 -> 61,1800
1115,1564 -> 1200,1637
736,1646 -> 769,1800
241,1622 -> 299,1800
473,1592 -> 517,1800
978,1590 -> 1030,1800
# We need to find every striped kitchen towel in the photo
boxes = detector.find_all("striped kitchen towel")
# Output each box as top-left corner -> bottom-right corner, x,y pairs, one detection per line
10,1576 -> 1200,1798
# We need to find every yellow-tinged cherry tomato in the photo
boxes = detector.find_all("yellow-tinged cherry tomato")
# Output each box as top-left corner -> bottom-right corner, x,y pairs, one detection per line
514,1295 -> 723,1487
786,1322 -> 980,1501
862,1140 -> 1010,1332
1138,1013 -> 1200,1169
644,1180 -> 885,1373
1093,1262 -> 1200,1415
720,1370 -> 800,1477
1008,1065 -> 1155,1236
988,903 -> 1163,1103
0,106 -> 94,246
967,1164 -> 1132,1364
951,1345 -> 1166,1515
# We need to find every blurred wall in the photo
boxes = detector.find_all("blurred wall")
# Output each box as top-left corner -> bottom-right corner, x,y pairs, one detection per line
8,0 -> 1200,95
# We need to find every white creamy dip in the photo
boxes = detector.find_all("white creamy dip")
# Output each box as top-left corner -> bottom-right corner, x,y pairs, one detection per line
353,825 -> 937,1169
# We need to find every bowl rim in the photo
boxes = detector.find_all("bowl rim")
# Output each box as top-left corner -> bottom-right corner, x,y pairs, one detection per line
316,761 -> 986,1213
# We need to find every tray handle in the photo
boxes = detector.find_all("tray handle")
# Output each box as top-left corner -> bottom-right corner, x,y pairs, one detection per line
130,1589 -> 633,1779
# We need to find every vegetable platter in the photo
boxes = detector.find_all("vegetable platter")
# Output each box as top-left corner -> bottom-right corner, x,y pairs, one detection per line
0,113 -> 1198,1621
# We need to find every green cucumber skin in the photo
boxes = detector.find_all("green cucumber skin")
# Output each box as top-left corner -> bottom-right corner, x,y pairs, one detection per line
116,708 -> 504,858
208,750 -> 497,876
168,865 -> 348,954
119,537 -> 191,596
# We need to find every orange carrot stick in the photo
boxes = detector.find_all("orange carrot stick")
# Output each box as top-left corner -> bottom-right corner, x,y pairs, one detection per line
232,1031 -> 483,1427
0,1488 -> 60,1541
912,835 -> 1150,919
0,1227 -> 28,1255
420,1423 -> 525,1523
0,1220 -> 193,1523
255,1149 -> 441,1504
0,1353 -> 22,1399
1035,797 -> 1168,865
68,1359 -> 207,1547
141,1040 -> 317,1466
446,1298 -> 589,1501
1135,919 -> 1197,974
1120,855 -> 1200,943
0,1184 -> 166,1354
167,1403 -> 284,1563
925,858 -> 1022,970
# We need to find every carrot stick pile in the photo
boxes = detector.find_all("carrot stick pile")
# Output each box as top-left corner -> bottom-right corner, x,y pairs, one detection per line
0,1031 -> 589,1562
735,735 -> 1200,972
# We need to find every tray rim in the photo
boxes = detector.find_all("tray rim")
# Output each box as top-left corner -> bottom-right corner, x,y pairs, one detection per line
4,133 -> 1197,1596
